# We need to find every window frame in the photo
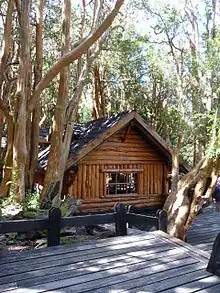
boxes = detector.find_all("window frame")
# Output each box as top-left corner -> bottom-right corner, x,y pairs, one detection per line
102,168 -> 144,197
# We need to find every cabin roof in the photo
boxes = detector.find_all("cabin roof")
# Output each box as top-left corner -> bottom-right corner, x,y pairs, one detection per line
38,110 -> 189,172
38,111 -> 129,169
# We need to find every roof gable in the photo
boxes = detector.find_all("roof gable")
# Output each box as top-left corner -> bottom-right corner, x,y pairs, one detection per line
38,110 -> 189,172
80,123 -> 167,164
66,110 -> 174,170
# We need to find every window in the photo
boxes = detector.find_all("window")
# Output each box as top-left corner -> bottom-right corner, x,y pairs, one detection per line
106,172 -> 137,195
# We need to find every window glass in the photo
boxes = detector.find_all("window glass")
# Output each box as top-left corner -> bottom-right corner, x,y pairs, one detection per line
106,172 -> 137,195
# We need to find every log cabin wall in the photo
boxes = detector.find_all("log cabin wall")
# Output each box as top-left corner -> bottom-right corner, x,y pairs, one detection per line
67,125 -> 169,212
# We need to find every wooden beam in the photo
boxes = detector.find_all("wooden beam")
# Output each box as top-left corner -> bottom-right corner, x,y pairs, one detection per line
0,219 -> 48,233
101,168 -> 144,173
61,213 -> 116,228
120,124 -> 131,142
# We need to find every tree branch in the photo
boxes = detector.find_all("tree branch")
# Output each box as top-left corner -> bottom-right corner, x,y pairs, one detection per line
28,0 -> 124,112
65,34 -> 106,122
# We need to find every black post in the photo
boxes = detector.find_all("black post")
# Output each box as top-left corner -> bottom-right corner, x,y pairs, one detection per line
157,209 -> 168,233
207,233 -> 220,276
47,207 -> 61,247
127,205 -> 133,228
114,203 -> 127,236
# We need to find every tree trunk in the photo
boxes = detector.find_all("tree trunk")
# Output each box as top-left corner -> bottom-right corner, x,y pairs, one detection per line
0,0 -> 13,88
0,0 -> 14,196
0,117 -> 13,197
164,152 -> 220,240
28,109 -> 41,190
92,64 -> 106,119
40,0 -> 71,206
11,0 -> 31,202
25,116 -> 32,188
185,157 -> 219,231
0,113 -> 4,151
28,0 -> 44,190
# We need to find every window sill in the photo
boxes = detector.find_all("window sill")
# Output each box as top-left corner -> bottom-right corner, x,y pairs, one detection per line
106,193 -> 138,197
102,168 -> 144,172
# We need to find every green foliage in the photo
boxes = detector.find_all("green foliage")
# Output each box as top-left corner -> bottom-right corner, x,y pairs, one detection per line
22,191 -> 40,213
5,232 -> 17,241
0,191 -> 40,219
77,0 -> 219,167
78,101 -> 92,122
205,111 -> 220,158
0,195 -> 16,209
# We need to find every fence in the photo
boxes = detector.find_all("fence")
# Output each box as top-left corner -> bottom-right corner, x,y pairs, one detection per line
0,203 -> 167,247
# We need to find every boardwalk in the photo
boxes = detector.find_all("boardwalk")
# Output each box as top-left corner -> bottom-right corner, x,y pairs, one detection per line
1,230 -> 220,293
1,205 -> 220,292
187,204 -> 220,253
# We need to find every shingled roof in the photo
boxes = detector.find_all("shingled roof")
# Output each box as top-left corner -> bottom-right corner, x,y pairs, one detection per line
38,110 -> 190,172
38,111 -> 129,169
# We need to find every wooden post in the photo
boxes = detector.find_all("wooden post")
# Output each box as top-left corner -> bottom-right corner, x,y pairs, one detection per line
114,203 -> 127,236
157,209 -> 168,233
127,205 -> 133,228
207,233 -> 220,276
47,207 -> 61,247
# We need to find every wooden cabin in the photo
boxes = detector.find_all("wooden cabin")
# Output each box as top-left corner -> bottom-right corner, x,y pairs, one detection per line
37,111 -> 188,213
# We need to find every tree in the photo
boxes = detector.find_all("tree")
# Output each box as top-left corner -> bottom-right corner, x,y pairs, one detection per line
164,110 -> 220,239
0,0 -> 125,202
138,0 -> 220,240
116,0 -> 220,239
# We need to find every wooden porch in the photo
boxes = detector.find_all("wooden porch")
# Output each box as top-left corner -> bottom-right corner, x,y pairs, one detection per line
1,229 -> 220,293
187,204 -> 220,253
1,204 -> 220,292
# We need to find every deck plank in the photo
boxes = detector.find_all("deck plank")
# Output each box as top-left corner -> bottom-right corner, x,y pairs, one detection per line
187,204 -> 220,254
86,266 -> 209,293
0,238 -> 175,277
1,205 -> 220,293
0,233 -> 156,264
7,258 -> 200,293
0,247 -> 187,289
161,275 -> 220,293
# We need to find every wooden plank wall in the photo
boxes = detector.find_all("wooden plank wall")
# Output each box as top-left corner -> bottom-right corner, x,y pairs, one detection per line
68,126 -> 169,211
80,126 -> 163,165
70,163 -> 166,198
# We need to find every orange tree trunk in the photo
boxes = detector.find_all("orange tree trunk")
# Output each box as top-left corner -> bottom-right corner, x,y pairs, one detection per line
40,0 -> 71,207
164,156 -> 220,240
0,118 -> 13,197
10,0 -> 31,202
0,113 -> 4,150
28,0 -> 44,190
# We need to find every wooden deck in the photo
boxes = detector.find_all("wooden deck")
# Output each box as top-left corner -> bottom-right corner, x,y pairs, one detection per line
1,230 -> 220,293
187,204 -> 220,253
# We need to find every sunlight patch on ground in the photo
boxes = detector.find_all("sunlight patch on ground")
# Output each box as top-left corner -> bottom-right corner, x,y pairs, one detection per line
109,290 -> 129,293
175,289 -> 201,293
1,204 -> 22,217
